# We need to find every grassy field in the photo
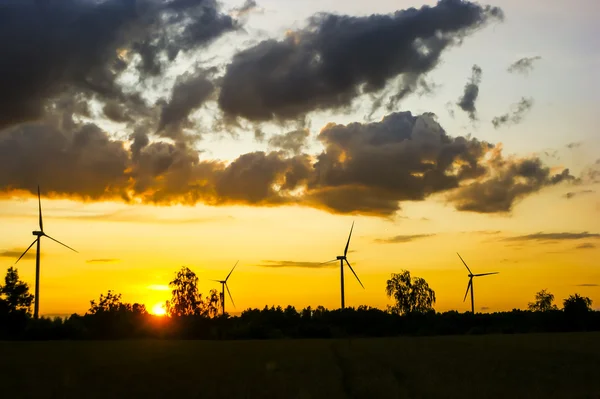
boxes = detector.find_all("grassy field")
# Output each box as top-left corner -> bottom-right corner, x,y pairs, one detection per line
2,333 -> 600,398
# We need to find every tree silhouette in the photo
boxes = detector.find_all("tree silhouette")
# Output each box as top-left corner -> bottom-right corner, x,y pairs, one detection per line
204,289 -> 221,318
385,270 -> 436,315
0,267 -> 34,315
165,266 -> 204,316
88,290 -> 148,315
563,294 -> 593,314
528,289 -> 558,312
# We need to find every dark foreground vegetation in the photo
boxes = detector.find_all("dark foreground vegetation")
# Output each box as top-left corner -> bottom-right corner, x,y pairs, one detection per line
2,333 -> 600,398
1,266 -> 598,340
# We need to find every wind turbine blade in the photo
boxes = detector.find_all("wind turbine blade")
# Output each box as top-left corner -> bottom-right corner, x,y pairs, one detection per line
319,259 -> 338,265
344,221 -> 354,257
225,260 -> 238,282
463,278 -> 472,302
210,279 -> 223,283
15,239 -> 38,264
44,234 -> 78,253
457,252 -> 472,275
38,185 -> 43,232
473,272 -> 499,277
225,283 -> 236,308
344,258 -> 364,289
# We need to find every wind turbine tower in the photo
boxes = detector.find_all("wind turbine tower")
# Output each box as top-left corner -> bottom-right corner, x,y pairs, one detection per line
212,261 -> 238,315
15,186 -> 78,319
321,222 -> 364,309
457,253 -> 498,313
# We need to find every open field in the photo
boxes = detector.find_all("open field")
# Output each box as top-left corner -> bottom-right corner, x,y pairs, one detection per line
2,333 -> 600,399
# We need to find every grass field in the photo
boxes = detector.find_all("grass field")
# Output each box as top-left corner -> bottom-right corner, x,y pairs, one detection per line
2,333 -> 600,398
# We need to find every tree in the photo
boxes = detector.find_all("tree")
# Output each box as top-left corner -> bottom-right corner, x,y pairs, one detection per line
528,289 -> 558,312
88,290 -> 148,315
385,270 -> 436,315
204,289 -> 221,318
165,266 -> 203,316
0,267 -> 34,315
563,294 -> 593,314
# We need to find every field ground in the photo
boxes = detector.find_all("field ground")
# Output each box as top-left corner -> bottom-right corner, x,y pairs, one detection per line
2,333 -> 600,399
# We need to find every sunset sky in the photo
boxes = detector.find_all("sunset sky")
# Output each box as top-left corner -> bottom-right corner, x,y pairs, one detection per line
0,0 -> 599,316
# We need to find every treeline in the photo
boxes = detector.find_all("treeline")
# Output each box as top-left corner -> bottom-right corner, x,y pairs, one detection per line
1,266 -> 597,340
2,305 -> 600,341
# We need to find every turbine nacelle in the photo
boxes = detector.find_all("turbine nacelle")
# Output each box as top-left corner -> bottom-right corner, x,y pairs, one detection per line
33,231 -> 44,236
336,255 -> 345,260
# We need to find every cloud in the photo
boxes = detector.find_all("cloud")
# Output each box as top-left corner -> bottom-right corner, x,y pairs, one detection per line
231,0 -> 261,18
86,259 -> 120,264
507,56 -> 541,75
0,0 -> 237,131
576,243 -> 597,250
448,153 -> 575,213
375,234 -> 436,244
258,260 -> 339,269
576,284 -> 598,287
480,306 -> 490,311
0,111 -> 573,217
503,232 -> 600,242
0,249 -> 36,260
268,129 -> 310,155
566,142 -> 581,149
157,70 -> 215,137
218,0 -> 503,122
563,190 -> 595,199
457,65 -> 482,121
492,97 -> 534,129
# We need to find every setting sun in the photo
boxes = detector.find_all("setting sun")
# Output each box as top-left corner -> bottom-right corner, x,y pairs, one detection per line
151,303 -> 167,316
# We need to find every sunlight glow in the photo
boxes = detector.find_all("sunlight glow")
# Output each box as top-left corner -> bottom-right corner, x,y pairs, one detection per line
152,303 -> 167,316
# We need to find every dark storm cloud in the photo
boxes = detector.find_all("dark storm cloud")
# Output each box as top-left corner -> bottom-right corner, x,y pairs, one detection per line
307,112 -> 572,216
103,101 -> 132,123
563,190 -> 595,199
457,64 -> 482,121
258,260 -> 338,269
502,232 -> 600,242
492,97 -> 534,128
0,123 -> 131,200
576,243 -> 596,250
268,129 -> 310,154
0,0 -> 237,130
449,156 -> 575,213
0,110 -> 572,218
218,0 -> 503,122
507,56 -> 541,75
157,71 -> 215,136
0,118 -> 310,207
374,234 -> 436,244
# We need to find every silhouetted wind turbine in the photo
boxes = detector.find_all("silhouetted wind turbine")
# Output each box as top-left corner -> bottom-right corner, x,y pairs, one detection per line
212,261 -> 238,315
15,186 -> 78,319
320,222 -> 364,309
457,253 -> 498,314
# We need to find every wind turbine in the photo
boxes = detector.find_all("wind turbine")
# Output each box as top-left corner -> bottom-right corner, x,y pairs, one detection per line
212,261 -> 238,315
457,253 -> 498,313
14,186 -> 78,319
320,222 -> 364,309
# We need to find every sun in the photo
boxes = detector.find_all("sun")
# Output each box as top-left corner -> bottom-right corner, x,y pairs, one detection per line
151,303 -> 167,316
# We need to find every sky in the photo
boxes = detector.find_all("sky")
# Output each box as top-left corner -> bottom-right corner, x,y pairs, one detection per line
0,0 -> 599,316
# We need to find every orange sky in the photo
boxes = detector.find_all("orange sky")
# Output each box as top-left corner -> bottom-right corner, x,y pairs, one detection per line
1,180 -> 598,316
